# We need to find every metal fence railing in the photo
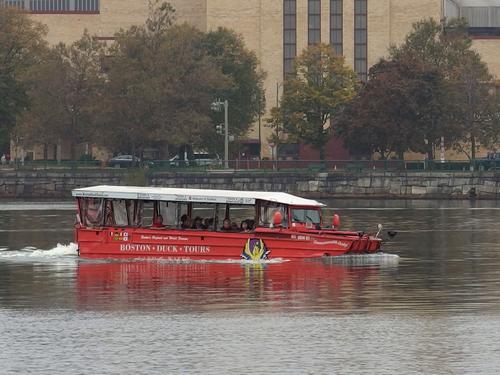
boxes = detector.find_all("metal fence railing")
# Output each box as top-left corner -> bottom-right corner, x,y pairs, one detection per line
2,159 -> 500,172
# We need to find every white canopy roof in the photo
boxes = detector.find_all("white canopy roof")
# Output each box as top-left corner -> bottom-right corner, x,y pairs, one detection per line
72,185 -> 325,207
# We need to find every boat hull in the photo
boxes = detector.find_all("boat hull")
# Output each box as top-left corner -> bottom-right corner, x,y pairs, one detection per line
75,227 -> 382,260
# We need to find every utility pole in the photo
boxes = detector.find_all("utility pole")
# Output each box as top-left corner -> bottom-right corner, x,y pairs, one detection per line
211,99 -> 230,169
224,100 -> 229,169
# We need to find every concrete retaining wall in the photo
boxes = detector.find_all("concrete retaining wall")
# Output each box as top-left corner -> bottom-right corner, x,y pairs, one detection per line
0,169 -> 499,199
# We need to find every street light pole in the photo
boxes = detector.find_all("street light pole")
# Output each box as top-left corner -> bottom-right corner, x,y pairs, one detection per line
211,99 -> 230,169
224,100 -> 229,169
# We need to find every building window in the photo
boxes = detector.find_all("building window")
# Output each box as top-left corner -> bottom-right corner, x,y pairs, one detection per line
308,0 -> 321,45
1,0 -> 25,9
1,0 -> 99,13
284,0 -> 297,75
74,0 -> 99,12
354,0 -> 367,81
460,6 -> 500,39
30,0 -> 71,12
330,0 -> 343,55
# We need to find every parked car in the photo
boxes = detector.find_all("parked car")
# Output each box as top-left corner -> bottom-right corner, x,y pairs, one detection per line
168,154 -> 185,167
192,152 -> 222,166
144,153 -> 222,168
168,153 -> 221,167
477,152 -> 500,171
108,155 -> 141,168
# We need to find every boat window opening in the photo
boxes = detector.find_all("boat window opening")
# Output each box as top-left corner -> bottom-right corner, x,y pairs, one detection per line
157,202 -> 178,227
112,200 -> 129,226
142,201 -> 155,227
191,204 -> 217,231
258,202 -> 288,228
232,206 -> 256,232
81,198 -> 104,227
215,205 -> 228,231
177,203 -> 190,228
212,205 -> 254,231
291,208 -> 321,224
131,200 -> 143,227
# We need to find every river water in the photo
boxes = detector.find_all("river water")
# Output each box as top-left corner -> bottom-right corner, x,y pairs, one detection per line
0,199 -> 499,374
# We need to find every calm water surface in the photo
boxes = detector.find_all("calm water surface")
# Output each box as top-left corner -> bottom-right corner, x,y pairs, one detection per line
1,199 -> 500,374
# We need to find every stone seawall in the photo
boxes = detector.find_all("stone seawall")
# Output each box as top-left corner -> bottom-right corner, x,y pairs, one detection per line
0,169 -> 499,199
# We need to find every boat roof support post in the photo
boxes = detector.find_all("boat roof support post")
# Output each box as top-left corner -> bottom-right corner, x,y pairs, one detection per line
214,204 -> 219,231
176,202 -> 181,229
101,199 -> 107,227
76,198 -> 83,226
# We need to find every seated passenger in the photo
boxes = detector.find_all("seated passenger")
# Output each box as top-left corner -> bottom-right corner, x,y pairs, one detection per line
247,219 -> 256,230
152,215 -> 164,228
203,218 -> 212,230
240,220 -> 251,232
192,216 -> 206,230
180,214 -> 192,229
221,218 -> 232,231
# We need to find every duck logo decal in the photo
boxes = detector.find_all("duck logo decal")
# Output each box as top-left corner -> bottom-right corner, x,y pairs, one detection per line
242,238 -> 270,261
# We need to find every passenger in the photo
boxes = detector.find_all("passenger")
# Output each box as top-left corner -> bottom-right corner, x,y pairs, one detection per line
203,218 -> 211,229
180,214 -> 192,229
192,216 -> 205,230
152,215 -> 164,228
247,219 -> 256,230
240,220 -> 251,232
205,218 -> 215,230
221,218 -> 232,231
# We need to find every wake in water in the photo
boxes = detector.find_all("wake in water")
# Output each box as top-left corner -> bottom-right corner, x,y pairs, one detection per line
147,257 -> 288,265
0,243 -> 399,268
321,252 -> 400,266
0,243 -> 79,260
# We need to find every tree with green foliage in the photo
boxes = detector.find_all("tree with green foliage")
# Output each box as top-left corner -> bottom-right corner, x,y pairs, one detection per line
267,44 -> 358,160
337,18 -> 500,161
336,58 -> 420,159
15,31 -> 105,160
95,2 -> 233,157
387,18 -> 496,160
201,27 -> 266,154
0,6 -> 47,152
450,51 -> 500,160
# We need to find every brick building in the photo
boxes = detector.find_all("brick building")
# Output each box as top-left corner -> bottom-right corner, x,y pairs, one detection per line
5,0 -> 500,160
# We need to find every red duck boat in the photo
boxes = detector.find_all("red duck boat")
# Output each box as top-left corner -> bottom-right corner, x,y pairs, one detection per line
72,186 -> 382,260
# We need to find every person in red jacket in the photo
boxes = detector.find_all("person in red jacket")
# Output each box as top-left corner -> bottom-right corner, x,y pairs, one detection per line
152,215 -> 164,228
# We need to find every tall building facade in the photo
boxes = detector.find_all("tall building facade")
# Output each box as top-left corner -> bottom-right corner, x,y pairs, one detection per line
6,0 -> 500,159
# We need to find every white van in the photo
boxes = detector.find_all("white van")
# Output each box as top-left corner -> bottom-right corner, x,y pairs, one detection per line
192,152 -> 221,166
169,152 -> 221,167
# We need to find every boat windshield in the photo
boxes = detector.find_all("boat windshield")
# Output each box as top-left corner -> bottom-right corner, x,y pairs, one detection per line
291,208 -> 321,224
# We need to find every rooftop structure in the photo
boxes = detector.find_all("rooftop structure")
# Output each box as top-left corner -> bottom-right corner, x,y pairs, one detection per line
72,185 -> 326,207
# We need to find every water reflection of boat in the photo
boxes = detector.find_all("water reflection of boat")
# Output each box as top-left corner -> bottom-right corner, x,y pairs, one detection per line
76,260 -> 385,312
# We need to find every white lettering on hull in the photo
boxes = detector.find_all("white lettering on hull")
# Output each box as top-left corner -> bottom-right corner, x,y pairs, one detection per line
120,244 -> 210,253
140,235 -> 188,241
120,244 -> 153,252
313,240 -> 350,248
